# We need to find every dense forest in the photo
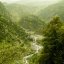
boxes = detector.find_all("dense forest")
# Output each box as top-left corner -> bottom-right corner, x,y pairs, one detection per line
0,0 -> 64,64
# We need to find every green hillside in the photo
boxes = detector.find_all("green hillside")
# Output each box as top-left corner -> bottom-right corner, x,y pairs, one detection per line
38,1 -> 64,21
5,3 -> 42,22
0,2 -> 28,42
19,15 -> 45,34
4,3 -> 45,34
0,2 -> 32,64
0,0 -> 64,64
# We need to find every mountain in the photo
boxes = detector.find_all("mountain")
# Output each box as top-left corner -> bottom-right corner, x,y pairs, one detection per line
0,2 -> 32,64
0,1 -> 11,42
5,1 -> 50,22
4,3 -> 45,34
0,2 -> 28,42
5,3 -> 38,22
19,15 -> 45,34
38,1 -> 64,22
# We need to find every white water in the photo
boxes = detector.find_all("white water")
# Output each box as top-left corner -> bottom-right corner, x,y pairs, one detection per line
23,35 -> 43,64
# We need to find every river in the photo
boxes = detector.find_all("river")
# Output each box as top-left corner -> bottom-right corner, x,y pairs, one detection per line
23,35 -> 43,64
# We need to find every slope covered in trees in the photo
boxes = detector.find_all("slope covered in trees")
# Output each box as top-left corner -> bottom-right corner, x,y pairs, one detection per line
19,15 -> 45,34
5,3 -> 43,22
38,0 -> 64,21
0,2 -> 32,64
5,1 -> 50,22
38,16 -> 64,64
5,4 -> 35,22
0,1 -> 64,64
5,3 -> 45,34
0,2 -> 28,42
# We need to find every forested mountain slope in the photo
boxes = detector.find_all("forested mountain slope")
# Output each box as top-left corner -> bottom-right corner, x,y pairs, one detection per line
0,2 -> 32,64
5,3 -> 43,22
0,2 -> 28,43
0,1 -> 64,64
4,3 -> 45,34
38,1 -> 64,21
5,1 -> 50,22
19,15 -> 45,34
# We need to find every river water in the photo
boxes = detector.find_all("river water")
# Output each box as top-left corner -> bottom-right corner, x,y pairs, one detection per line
23,35 -> 43,64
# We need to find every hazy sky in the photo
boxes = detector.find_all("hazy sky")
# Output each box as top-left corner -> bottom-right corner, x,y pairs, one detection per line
0,0 -> 60,4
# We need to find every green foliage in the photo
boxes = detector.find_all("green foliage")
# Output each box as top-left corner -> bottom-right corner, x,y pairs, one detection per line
0,2 -> 33,64
5,3 -> 40,22
29,54 -> 41,64
0,16 -> 5,41
5,3 -> 45,34
0,2 -> 28,43
5,2 -> 47,22
19,15 -> 45,34
0,42 -> 33,64
39,16 -> 64,64
38,0 -> 64,21
0,1 -> 64,64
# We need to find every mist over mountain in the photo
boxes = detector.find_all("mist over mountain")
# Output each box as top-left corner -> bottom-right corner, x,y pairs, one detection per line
38,0 -> 64,21
0,0 -> 64,64
4,2 -> 46,33
4,0 -> 60,23
3,0 -> 61,34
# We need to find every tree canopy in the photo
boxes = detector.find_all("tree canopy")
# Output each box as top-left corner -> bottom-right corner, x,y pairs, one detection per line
39,16 -> 64,64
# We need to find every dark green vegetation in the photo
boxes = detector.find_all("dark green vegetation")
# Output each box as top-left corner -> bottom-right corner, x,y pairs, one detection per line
5,3 -> 44,22
0,0 -> 64,64
39,16 -> 64,64
0,2 -> 33,64
5,4 -> 36,22
0,2 -> 29,43
5,3 -> 45,34
38,0 -> 64,21
19,15 -> 45,34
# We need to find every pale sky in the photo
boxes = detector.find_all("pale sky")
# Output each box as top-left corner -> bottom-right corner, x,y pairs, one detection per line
0,0 -> 60,4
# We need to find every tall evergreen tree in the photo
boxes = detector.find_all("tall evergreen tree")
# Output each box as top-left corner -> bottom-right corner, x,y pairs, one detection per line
39,16 -> 64,64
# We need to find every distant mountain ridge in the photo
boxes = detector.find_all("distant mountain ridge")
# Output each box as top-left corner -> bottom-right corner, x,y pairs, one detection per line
5,1 -> 52,22
4,3 -> 45,34
38,0 -> 64,21
5,3 -> 42,22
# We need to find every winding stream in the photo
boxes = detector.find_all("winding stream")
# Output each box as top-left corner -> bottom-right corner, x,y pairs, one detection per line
23,35 -> 43,64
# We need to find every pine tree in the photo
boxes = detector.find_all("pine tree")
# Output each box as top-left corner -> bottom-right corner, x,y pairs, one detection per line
39,16 -> 64,64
